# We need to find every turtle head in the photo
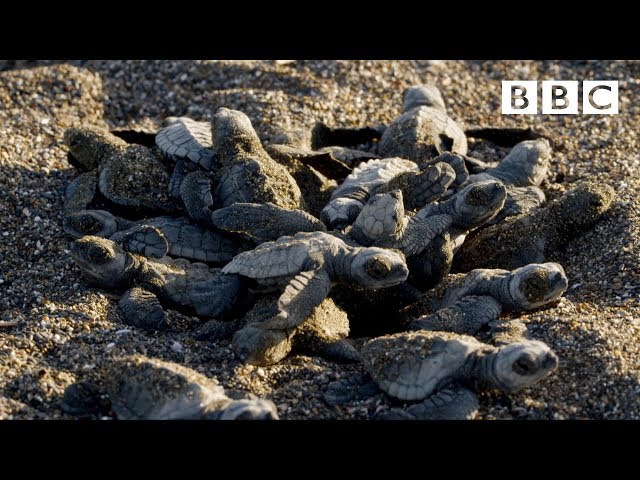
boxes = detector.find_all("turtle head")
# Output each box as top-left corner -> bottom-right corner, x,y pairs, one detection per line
498,139 -> 551,187
211,107 -> 263,157
509,262 -> 568,310
454,180 -> 507,230
352,190 -> 405,244
490,340 -> 559,392
219,399 -> 279,420
350,247 -> 409,289
64,126 -> 126,170
402,84 -> 447,112
63,209 -> 119,239
321,198 -> 365,230
70,236 -> 131,287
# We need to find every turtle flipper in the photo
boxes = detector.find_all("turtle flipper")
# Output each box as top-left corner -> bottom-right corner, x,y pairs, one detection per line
324,373 -> 380,406
373,162 -> 456,210
488,318 -> 530,345
111,225 -> 169,258
118,287 -> 168,331
231,323 -> 292,366
63,169 -> 98,216
423,152 -> 470,187
180,171 -> 214,222
407,232 -> 453,290
397,213 -> 452,257
168,158 -> 201,199
409,295 -> 502,335
264,270 -> 332,331
318,339 -> 360,363
487,186 -> 545,225
378,385 -> 479,420
211,203 -> 326,244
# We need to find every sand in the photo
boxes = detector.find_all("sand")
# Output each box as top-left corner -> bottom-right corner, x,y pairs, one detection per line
0,60 -> 638,419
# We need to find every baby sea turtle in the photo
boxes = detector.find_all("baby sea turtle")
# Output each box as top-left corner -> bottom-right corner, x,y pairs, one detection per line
70,236 -> 242,331
64,126 -> 175,214
401,262 -> 568,335
321,158 -> 456,229
61,355 -> 278,420
453,180 -> 615,271
231,296 -> 358,366
64,209 -> 244,263
377,84 -> 468,160
354,331 -> 558,419
221,231 -> 408,332
348,182 -> 506,287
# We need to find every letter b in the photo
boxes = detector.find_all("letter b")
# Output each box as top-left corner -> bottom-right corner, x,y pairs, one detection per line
542,81 -> 578,114
502,81 -> 537,114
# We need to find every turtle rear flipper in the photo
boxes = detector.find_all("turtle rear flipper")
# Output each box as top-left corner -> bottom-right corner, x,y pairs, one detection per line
377,385 -> 479,420
324,373 -> 380,407
118,287 -> 168,331
111,225 -> 169,259
409,295 -> 502,335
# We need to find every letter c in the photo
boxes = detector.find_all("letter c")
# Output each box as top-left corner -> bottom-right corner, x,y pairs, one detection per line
588,85 -> 612,110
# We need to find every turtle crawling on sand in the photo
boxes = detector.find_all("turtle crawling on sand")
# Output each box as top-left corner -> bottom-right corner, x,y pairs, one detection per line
70,236 -> 242,331
64,126 -> 175,214
401,262 -> 568,335
221,231 -> 408,333
64,209 -> 245,263
453,180 -> 615,271
61,355 -> 278,420
336,330 -> 558,420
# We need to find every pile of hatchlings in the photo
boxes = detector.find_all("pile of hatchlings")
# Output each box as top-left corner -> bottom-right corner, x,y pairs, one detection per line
59,84 -> 615,420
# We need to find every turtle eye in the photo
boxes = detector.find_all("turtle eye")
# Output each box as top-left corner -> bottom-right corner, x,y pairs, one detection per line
88,245 -> 112,265
513,356 -> 536,375
366,256 -> 392,279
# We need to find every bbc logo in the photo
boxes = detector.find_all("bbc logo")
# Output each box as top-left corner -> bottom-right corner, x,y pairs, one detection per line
502,81 -> 618,115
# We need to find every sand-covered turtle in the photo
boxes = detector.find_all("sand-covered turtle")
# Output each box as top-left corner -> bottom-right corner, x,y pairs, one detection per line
321,158 -> 456,229
64,209 -> 245,263
221,231 -> 408,333
64,126 -> 175,214
454,180 -> 615,271
401,262 -> 568,336
341,331 -> 559,420
61,355 -> 278,420
377,84 -> 468,160
70,236 -> 242,330
229,296 -> 358,366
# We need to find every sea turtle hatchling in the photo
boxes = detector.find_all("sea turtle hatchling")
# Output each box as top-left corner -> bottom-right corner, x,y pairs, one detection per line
453,180 -> 615,271
401,262 -> 568,336
70,236 -> 243,331
377,84 -> 468,160
64,126 -> 175,214
348,181 -> 506,287
63,209 -> 245,263
61,355 -> 278,420
330,331 -> 558,420
221,231 -> 409,333
321,158 -> 457,230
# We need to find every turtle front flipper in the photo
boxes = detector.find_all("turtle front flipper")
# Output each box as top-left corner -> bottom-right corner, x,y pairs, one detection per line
211,203 -> 326,244
423,153 -> 470,187
111,225 -> 169,259
377,385 -> 479,420
180,171 -> 215,223
118,287 -> 168,331
408,295 -> 502,335
264,269 -> 332,331
63,169 -> 99,217
397,213 -> 452,257
373,162 -> 456,210
232,323 -> 293,366
324,373 -> 380,406
168,158 -> 201,199
317,339 -> 360,363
